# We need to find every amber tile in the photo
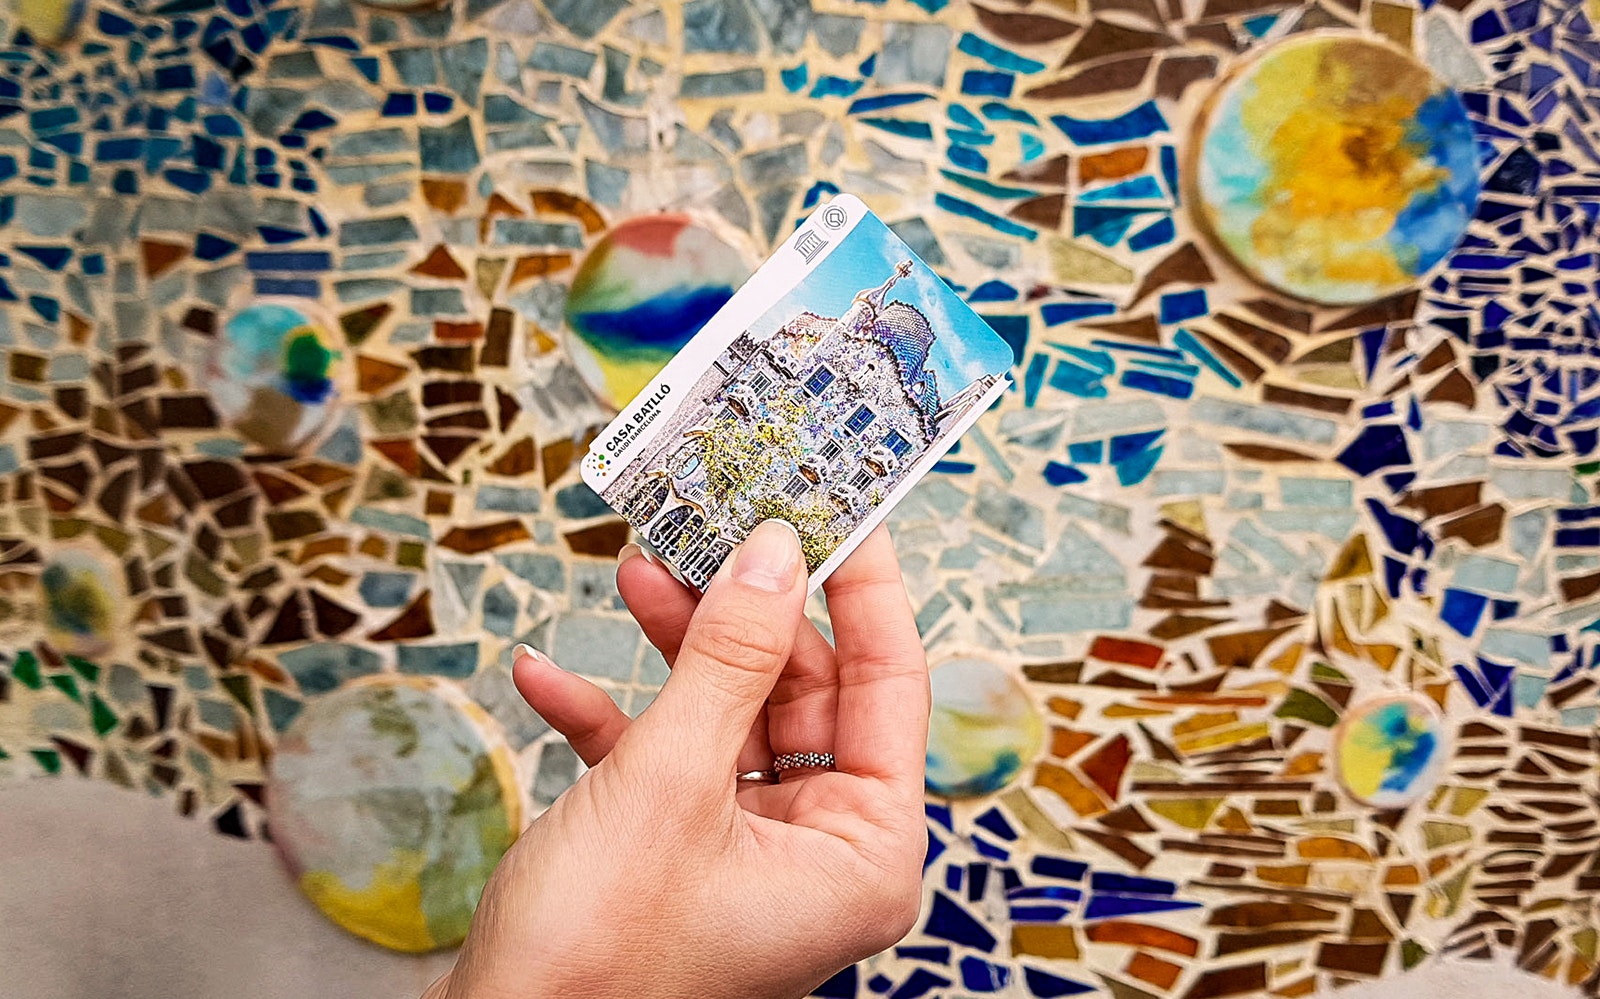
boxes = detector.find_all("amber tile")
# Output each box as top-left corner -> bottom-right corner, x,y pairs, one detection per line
1012,924 -> 1080,960
368,590 -> 436,641
410,244 -> 468,280
421,178 -> 468,213
1127,952 -> 1183,990
489,437 -> 539,476
1051,725 -> 1095,758
140,240 -> 188,279
564,520 -> 630,557
1081,733 -> 1132,799
438,520 -> 532,554
1035,760 -> 1109,817
434,320 -> 484,342
532,189 -> 606,233
509,252 -> 575,287
1079,146 -> 1149,184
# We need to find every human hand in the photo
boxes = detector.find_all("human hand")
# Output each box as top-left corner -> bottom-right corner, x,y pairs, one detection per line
428,521 -> 930,999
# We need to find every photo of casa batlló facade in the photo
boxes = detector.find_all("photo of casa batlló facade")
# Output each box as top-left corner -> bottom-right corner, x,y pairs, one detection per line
601,259 -> 1002,588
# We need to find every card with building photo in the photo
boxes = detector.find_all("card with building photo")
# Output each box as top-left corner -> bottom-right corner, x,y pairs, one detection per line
580,195 -> 1014,592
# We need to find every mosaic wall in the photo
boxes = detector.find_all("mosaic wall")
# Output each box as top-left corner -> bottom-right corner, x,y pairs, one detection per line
2,0 -> 1600,991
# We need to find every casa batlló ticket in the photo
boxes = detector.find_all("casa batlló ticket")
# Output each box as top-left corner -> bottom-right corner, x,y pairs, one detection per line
581,195 -> 1015,592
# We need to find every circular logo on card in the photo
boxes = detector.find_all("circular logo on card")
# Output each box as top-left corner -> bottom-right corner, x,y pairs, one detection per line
820,205 -> 849,230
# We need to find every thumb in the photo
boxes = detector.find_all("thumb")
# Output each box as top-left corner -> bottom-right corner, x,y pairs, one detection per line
620,519 -> 806,784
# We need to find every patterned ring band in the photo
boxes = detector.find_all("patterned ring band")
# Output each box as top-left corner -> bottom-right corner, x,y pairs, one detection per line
736,770 -> 779,785
773,751 -> 836,773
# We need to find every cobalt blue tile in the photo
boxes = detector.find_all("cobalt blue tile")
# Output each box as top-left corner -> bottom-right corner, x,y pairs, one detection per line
1128,216 -> 1176,251
1159,288 -> 1208,323
1073,205 -> 1149,246
1023,968 -> 1098,997
1120,369 -> 1192,399
1010,903 -> 1072,921
895,946 -> 950,964
1441,588 -> 1488,636
811,75 -> 865,98
1083,893 -> 1201,919
926,802 -> 953,830
1042,302 -> 1116,325
1044,461 -> 1089,485
975,807 -> 1017,840
948,144 -> 989,172
946,864 -> 963,891
923,891 -> 997,951
961,70 -> 1015,98
16,246 -> 71,270
781,63 -> 808,92
1337,424 -> 1412,476
869,975 -> 892,994
424,92 -> 454,113
959,956 -> 1010,992
973,835 -> 1010,860
1052,101 -> 1168,145
1110,429 -> 1163,463
848,93 -> 932,115
254,277 -> 320,296
888,969 -> 951,999
1115,444 -> 1163,485
967,280 -> 1018,302
1091,872 -> 1175,895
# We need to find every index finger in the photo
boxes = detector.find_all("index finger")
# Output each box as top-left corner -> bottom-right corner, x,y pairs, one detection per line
823,525 -> 929,793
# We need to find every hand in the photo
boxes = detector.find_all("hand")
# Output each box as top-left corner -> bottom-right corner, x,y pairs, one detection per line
428,521 -> 930,999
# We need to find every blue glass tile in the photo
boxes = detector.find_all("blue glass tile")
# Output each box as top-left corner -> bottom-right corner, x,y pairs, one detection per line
858,53 -> 877,76
981,101 -> 1038,125
895,946 -> 950,964
948,144 -> 989,172
82,254 -> 105,275
1091,872 -> 1175,895
99,10 -> 137,34
923,892 -> 996,951
1081,175 -> 1166,203
933,460 -> 976,474
974,807 -> 1017,840
112,170 -> 138,194
925,802 -> 953,830
1020,132 -> 1046,161
1030,856 -> 1089,881
1243,13 -> 1277,36
1050,361 -> 1108,398
1110,429 -> 1163,463
888,969 -> 951,999
961,70 -> 1015,97
1441,588 -> 1488,637
350,56 -> 380,83
1337,424 -> 1411,477
1083,893 -> 1200,919
937,193 -> 1036,239
948,128 -> 996,146
292,109 -> 336,131
803,181 -> 841,209
29,295 -> 61,322
781,63 -> 808,92
1471,9 -> 1506,42
868,976 -> 891,995
1120,369 -> 1192,399
1052,101 -> 1168,145
957,32 -> 1046,73
945,864 -> 963,891
1010,903 -> 1072,921
1169,332 -> 1239,389
1158,289 -> 1208,324
1042,302 -> 1116,325
254,277 -> 320,297
810,75 -> 865,98
1023,353 -> 1048,407
245,251 -> 332,271
860,118 -> 933,140
1023,968 -> 1098,997
947,103 -> 986,130
424,91 -> 454,113
959,956 -> 1010,992
1068,440 -> 1103,463
848,93 -> 932,115
1115,443 -> 1163,485
382,92 -> 417,116
1127,215 -> 1177,251
1043,461 -> 1089,485
1073,205 -> 1150,246
968,280 -> 1018,302
973,835 -> 1010,860
16,246 -> 71,270
153,64 -> 197,90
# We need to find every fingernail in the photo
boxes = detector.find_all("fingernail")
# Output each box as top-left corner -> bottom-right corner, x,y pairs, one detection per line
618,543 -> 643,565
731,519 -> 802,593
514,644 -> 558,669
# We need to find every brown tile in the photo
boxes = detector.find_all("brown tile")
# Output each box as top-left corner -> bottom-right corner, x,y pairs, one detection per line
1424,368 -> 1476,407
1012,924 -> 1080,960
1130,243 -> 1216,307
532,189 -> 606,233
1127,952 -> 1183,990
1003,153 -> 1071,187
1082,733 -> 1132,799
371,439 -> 421,476
1398,481 -> 1481,518
1243,298 -> 1313,334
564,520 -> 630,557
1213,929 -> 1325,956
438,520 -> 532,554
368,590 -> 436,641
489,437 -> 538,476
413,345 -> 475,373
1182,963 -> 1267,999
1261,384 -> 1351,416
1084,315 -> 1162,343
421,178 -> 468,213
542,438 -> 576,486
158,394 -> 221,428
10,352 -> 46,383
423,434 -> 477,467
1080,146 -> 1149,184
509,252 -> 576,287
140,240 -> 188,279
482,308 -> 514,367
971,3 -> 1081,43
1315,942 -> 1388,976
1026,55 -> 1151,98
1437,503 -> 1505,547
357,354 -> 410,395
410,244 -> 468,280
309,590 -> 360,637
1088,921 -> 1201,957
1156,52 -> 1218,99
1009,194 -> 1065,230
434,320 -> 484,342
1061,20 -> 1174,66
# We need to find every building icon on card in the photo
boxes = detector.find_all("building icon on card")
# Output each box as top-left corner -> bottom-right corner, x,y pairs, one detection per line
600,259 -> 1000,589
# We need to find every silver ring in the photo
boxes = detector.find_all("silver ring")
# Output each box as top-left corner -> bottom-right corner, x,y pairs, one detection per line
736,770 -> 779,786
773,752 -> 835,773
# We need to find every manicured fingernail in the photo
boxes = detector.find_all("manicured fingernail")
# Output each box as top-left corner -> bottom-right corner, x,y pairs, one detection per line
618,543 -> 643,565
514,644 -> 558,668
731,519 -> 802,593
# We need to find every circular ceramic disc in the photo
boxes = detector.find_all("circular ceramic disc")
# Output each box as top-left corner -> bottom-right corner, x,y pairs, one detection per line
266,676 -> 523,952
40,549 -> 123,657
926,657 -> 1043,798
207,301 -> 343,453
1333,694 -> 1450,808
1192,34 -> 1480,305
564,215 -> 748,410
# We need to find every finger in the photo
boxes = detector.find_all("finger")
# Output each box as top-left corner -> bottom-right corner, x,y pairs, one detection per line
823,526 -> 929,792
619,547 -> 839,759
617,549 -> 772,768
511,645 -> 629,768
620,520 -> 807,783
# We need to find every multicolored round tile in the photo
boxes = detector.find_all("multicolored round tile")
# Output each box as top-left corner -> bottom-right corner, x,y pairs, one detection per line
12,0 -> 88,46
206,302 -> 342,452
40,549 -> 122,658
1192,34 -> 1480,305
564,215 -> 749,410
926,657 -> 1043,798
1333,695 -> 1449,808
266,676 -> 524,952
